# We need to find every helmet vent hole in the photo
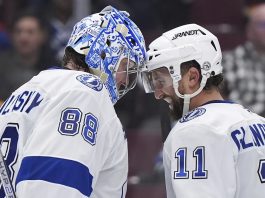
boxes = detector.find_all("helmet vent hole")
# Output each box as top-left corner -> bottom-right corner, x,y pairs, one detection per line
80,45 -> 90,50
123,20 -> 129,26
99,13 -> 105,16
106,39 -> 111,46
149,56 -> 153,61
130,38 -> 136,46
211,40 -> 217,51
100,20 -> 104,27
101,51 -> 106,60
74,37 -> 82,45
211,71 -> 215,76
155,54 -> 160,57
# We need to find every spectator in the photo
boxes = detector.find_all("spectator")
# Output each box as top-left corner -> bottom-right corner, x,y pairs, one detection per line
0,21 -> 10,51
0,0 -> 11,51
222,0 -> 265,117
48,0 -> 77,62
0,11 -> 57,100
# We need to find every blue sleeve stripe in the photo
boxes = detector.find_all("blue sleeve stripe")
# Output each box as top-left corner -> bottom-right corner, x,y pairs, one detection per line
121,180 -> 127,198
15,156 -> 93,197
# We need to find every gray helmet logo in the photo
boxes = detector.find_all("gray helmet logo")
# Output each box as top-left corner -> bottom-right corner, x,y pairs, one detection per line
202,61 -> 211,71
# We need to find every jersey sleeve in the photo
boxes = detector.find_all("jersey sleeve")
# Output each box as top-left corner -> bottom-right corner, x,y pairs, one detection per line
15,87 -> 127,198
93,121 -> 128,198
163,124 -> 237,198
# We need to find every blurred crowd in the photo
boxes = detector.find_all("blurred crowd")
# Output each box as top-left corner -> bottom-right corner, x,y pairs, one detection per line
0,0 -> 89,99
0,0 -> 194,131
1,0 -> 265,195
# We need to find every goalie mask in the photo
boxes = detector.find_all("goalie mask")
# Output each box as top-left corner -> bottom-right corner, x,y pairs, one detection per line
141,24 -> 222,115
67,6 -> 147,104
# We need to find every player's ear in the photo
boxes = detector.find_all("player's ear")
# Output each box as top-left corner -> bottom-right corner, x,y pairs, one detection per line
188,67 -> 200,88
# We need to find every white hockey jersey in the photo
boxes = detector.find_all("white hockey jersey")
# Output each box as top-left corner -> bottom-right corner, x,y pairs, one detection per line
0,67 -> 128,198
163,100 -> 265,198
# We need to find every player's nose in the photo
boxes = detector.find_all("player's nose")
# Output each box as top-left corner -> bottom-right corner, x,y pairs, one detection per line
154,88 -> 164,100
119,78 -> 129,88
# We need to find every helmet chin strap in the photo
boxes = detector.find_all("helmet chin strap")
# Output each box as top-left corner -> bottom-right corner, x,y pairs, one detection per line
174,76 -> 207,116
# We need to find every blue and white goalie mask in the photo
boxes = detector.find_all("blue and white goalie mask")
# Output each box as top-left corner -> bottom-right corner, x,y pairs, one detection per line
67,6 -> 147,104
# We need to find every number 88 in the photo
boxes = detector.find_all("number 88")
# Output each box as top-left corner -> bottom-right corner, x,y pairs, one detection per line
58,108 -> 98,145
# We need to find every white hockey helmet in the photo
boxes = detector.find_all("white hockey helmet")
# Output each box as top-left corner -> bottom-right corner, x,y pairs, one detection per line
141,24 -> 223,115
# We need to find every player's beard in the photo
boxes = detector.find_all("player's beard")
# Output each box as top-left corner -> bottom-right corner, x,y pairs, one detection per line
171,98 -> 184,120
170,97 -> 184,121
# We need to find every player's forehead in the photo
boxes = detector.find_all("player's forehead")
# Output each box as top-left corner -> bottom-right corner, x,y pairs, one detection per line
151,67 -> 170,78
117,58 -> 136,72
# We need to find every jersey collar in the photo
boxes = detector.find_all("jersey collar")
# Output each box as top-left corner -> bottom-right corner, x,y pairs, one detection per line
47,66 -> 70,70
201,100 -> 235,107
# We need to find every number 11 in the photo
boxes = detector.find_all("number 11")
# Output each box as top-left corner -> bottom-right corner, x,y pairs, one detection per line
174,146 -> 208,179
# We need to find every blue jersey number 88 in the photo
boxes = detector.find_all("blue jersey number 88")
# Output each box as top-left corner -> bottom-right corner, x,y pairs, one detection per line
58,108 -> 98,145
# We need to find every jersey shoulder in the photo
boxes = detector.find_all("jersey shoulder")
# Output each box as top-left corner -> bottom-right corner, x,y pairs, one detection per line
174,101 -> 263,134
29,68 -> 108,99
1,68 -> 113,117
165,102 -> 242,149
38,69 -> 103,90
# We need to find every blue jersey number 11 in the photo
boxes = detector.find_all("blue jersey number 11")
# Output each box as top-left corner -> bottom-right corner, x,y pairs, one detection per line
174,146 -> 208,179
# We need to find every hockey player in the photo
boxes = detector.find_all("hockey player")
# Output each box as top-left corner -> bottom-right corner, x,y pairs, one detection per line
141,24 -> 265,198
0,6 -> 146,198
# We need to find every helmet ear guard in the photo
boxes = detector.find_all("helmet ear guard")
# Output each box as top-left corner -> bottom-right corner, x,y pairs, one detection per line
67,6 -> 147,104
142,24 -> 223,115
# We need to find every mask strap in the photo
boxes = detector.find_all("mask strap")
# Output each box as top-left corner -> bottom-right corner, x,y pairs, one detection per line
183,94 -> 190,116
89,68 -> 108,83
174,76 -> 207,116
